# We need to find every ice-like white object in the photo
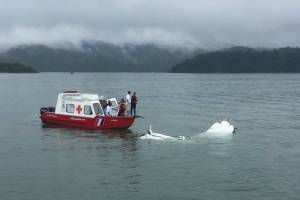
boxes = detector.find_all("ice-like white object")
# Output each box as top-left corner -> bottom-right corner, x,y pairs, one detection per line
141,120 -> 235,141
205,120 -> 235,135
140,125 -> 186,140
191,120 -> 235,139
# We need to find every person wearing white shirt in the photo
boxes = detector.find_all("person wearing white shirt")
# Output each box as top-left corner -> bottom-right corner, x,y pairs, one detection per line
125,91 -> 131,115
106,101 -> 113,116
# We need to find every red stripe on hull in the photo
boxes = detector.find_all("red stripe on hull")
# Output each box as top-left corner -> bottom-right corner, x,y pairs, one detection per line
40,113 -> 135,129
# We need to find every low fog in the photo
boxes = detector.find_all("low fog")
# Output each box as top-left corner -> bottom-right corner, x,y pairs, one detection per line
0,0 -> 300,50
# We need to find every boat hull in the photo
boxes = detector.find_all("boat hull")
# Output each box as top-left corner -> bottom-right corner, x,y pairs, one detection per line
40,112 -> 135,129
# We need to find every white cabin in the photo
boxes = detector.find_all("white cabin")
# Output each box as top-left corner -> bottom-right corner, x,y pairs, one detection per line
55,91 -> 119,117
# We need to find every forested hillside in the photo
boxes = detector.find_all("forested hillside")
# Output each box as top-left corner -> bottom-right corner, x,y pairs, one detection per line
0,42 -> 200,72
172,47 -> 300,73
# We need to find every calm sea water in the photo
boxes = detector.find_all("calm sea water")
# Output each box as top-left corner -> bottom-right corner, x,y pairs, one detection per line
0,73 -> 299,200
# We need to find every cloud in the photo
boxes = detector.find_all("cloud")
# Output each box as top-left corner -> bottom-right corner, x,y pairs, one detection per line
0,0 -> 300,49
0,25 -> 94,49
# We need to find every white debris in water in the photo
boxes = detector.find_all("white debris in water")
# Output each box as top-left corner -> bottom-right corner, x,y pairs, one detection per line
141,120 -> 235,141
193,120 -> 235,138
206,120 -> 235,134
140,125 -> 186,140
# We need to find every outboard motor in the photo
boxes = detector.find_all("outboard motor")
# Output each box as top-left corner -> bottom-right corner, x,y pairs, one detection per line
48,107 -> 55,112
40,107 -> 48,115
40,107 -> 55,115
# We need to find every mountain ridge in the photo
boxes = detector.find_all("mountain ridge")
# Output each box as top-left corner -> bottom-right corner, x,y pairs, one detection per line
171,46 -> 300,73
0,42 -> 203,72
0,62 -> 36,73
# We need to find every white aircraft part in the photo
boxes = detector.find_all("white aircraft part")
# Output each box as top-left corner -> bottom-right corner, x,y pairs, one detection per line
205,120 -> 234,134
141,120 -> 235,141
140,125 -> 185,140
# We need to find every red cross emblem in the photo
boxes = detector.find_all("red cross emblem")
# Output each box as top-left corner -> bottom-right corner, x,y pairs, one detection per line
76,105 -> 82,114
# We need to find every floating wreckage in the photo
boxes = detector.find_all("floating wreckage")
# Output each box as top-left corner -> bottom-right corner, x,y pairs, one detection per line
205,120 -> 235,134
140,125 -> 186,140
140,120 -> 235,140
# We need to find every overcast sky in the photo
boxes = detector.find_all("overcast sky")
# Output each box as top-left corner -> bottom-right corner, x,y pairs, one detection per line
0,0 -> 299,49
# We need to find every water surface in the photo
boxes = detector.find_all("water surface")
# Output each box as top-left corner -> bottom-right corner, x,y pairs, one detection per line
0,73 -> 299,200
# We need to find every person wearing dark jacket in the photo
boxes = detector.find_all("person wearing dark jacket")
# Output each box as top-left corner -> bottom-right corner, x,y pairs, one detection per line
130,92 -> 138,116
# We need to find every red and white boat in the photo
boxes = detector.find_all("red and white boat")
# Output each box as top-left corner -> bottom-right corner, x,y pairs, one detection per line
40,91 -> 135,129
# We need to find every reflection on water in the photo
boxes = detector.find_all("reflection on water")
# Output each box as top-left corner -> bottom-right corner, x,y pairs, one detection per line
41,124 -> 139,138
39,120 -> 143,196
40,125 -> 140,155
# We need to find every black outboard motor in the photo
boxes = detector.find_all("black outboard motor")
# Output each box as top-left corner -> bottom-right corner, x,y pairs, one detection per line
40,107 -> 55,115
48,107 -> 55,112
40,107 -> 48,115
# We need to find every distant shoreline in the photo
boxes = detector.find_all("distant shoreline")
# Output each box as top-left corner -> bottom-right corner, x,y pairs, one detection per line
0,63 -> 37,73
2,44 -> 300,73
172,47 -> 300,73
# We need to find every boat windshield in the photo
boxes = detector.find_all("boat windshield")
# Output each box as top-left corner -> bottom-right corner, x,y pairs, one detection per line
93,103 -> 103,116
110,101 -> 118,110
99,100 -> 107,109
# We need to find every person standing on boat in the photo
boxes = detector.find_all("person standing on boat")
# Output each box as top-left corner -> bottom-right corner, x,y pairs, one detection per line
131,92 -> 138,116
118,98 -> 126,116
125,91 -> 131,115
106,101 -> 113,116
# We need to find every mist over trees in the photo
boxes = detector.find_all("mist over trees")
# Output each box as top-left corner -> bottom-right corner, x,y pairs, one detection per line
0,42 -> 199,72
1,44 -> 300,73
